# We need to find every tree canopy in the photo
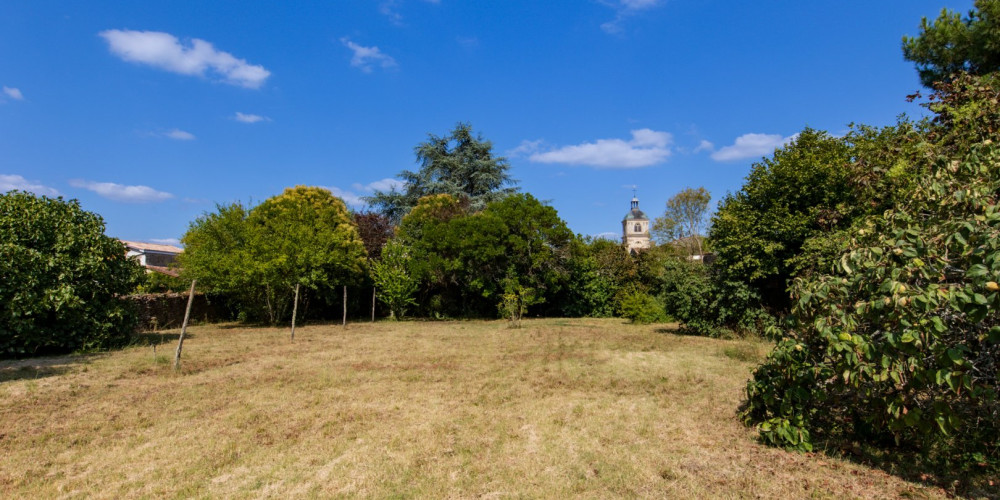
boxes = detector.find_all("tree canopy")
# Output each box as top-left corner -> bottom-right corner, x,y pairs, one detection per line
744,77 -> 1000,470
709,128 -> 853,310
367,122 -> 518,223
0,191 -> 143,357
903,0 -> 1000,87
180,186 -> 367,324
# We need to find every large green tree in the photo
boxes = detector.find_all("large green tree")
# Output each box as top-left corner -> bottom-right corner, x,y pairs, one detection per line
367,122 -> 518,223
180,186 -> 367,324
903,0 -> 1000,87
397,193 -> 572,317
0,192 -> 144,357
709,128 -> 853,311
744,78 -> 1000,480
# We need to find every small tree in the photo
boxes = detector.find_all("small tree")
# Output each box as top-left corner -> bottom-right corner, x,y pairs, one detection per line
0,191 -> 144,357
370,240 -> 418,319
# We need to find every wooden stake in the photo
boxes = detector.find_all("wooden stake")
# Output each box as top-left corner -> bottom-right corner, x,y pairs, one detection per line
173,279 -> 197,371
290,283 -> 300,340
342,285 -> 347,327
371,287 -> 376,322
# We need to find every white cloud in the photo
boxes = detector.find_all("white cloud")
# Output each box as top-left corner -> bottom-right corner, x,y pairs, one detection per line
507,139 -> 544,157
693,139 -> 714,153
69,179 -> 174,203
99,29 -> 271,89
0,174 -> 59,196
163,129 -> 195,140
355,178 -> 404,193
2,86 -> 24,100
710,133 -> 797,161
528,129 -> 672,168
601,0 -> 664,34
340,37 -> 397,73
593,231 -> 620,241
327,177 -> 404,208
326,186 -> 365,207
233,112 -> 269,123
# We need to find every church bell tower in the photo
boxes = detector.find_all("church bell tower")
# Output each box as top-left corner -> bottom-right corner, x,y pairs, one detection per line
622,195 -> 651,253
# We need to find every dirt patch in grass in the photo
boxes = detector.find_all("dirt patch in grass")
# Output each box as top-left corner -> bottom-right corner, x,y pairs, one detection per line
0,319 -> 951,498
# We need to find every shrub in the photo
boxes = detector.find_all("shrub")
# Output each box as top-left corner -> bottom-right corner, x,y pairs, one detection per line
0,192 -> 144,357
742,139 -> 1000,471
657,257 -> 775,338
617,290 -> 668,324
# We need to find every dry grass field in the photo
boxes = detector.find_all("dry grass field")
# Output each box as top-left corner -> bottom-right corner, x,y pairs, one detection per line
0,318 -> 951,498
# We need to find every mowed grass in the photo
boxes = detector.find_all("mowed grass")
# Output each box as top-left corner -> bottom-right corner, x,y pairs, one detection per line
0,319 -> 947,498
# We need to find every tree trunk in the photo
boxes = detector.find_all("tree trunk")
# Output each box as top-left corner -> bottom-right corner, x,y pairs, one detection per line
342,285 -> 347,327
173,279 -> 197,371
290,283 -> 300,340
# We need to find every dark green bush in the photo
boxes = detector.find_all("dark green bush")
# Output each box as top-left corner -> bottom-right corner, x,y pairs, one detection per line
743,139 -> 1000,471
657,257 -> 775,337
0,191 -> 144,357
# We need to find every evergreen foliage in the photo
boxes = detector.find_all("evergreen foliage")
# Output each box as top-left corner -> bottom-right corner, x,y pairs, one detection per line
367,122 -> 518,223
903,0 -> 1000,87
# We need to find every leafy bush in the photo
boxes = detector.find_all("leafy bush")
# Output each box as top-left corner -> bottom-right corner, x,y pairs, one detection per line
743,139 -> 1000,470
0,192 -> 144,357
370,240 -> 418,319
617,290 -> 668,324
657,257 -> 775,338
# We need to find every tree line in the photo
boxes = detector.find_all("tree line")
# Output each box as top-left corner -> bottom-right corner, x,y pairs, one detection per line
2,0 -> 998,489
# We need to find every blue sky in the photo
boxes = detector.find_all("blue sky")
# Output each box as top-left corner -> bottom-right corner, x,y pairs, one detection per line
0,1 -> 968,244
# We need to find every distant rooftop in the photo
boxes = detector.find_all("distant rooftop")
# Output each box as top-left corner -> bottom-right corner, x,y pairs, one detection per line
121,240 -> 184,254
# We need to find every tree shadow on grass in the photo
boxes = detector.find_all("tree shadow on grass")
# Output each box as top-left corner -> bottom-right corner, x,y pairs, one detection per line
810,437 -> 997,498
654,324 -> 699,336
133,332 -> 186,345
0,353 -> 107,383
734,400 -> 999,498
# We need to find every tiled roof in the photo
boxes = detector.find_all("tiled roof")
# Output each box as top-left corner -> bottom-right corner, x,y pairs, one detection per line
121,240 -> 184,254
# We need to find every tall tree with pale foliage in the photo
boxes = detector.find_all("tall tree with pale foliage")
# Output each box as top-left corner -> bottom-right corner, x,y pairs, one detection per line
652,187 -> 711,256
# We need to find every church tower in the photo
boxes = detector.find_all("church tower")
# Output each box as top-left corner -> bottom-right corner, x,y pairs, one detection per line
622,195 -> 651,253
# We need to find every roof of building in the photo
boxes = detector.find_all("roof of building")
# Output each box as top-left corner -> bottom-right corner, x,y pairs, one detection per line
121,240 -> 184,254
622,197 -> 648,221
623,208 -> 648,221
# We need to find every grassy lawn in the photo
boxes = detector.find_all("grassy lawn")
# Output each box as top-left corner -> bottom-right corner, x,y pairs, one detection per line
0,318 -> 947,498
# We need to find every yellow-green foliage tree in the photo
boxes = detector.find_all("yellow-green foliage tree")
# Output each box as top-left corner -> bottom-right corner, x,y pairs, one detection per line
181,186 -> 367,324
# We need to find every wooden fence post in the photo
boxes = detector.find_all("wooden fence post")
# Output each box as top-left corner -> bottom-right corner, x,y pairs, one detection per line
173,279 -> 197,371
290,283 -> 300,340
371,287 -> 376,322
